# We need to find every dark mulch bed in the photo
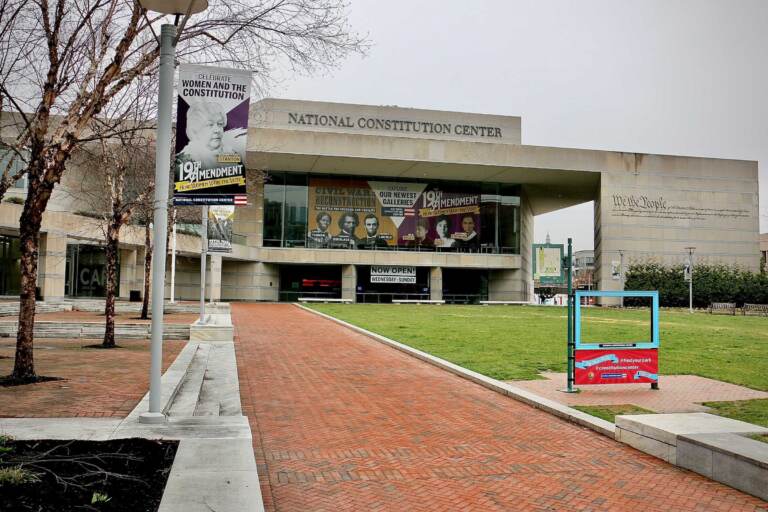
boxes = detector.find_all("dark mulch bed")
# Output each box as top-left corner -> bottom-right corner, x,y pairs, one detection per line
0,438 -> 177,511
81,344 -> 125,349
0,375 -> 63,387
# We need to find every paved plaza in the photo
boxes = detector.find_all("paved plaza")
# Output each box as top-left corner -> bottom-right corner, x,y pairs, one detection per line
233,304 -> 767,511
510,372 -> 768,413
0,338 -> 185,418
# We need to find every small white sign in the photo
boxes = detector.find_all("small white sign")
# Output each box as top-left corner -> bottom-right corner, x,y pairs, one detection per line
370,265 -> 416,284
611,261 -> 621,280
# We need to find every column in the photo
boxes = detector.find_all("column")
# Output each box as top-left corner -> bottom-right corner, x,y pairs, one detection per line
118,248 -> 137,299
137,246 -> 151,301
341,264 -> 356,303
488,269 -> 528,302
39,232 -> 67,300
429,267 -> 443,301
232,178 -> 263,248
256,262 -> 279,301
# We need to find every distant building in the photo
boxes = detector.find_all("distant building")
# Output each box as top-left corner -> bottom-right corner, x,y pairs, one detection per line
573,250 -> 595,290
761,233 -> 768,272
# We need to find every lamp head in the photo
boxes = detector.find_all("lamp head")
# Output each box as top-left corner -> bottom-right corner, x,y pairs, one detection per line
139,0 -> 208,15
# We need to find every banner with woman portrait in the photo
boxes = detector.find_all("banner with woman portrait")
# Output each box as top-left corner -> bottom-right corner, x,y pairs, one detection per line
173,64 -> 251,206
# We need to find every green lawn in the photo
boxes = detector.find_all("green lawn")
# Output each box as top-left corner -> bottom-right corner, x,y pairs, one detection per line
703,399 -> 768,427
309,304 -> 768,392
572,404 -> 655,424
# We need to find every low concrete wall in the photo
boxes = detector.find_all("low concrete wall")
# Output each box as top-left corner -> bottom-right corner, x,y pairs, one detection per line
616,413 -> 768,501
677,433 -> 768,502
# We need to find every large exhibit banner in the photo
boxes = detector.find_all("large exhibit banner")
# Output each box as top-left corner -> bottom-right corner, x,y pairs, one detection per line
173,64 -> 251,206
370,265 -> 416,284
207,205 -> 234,253
575,349 -> 658,385
306,177 -> 480,249
532,243 -> 564,284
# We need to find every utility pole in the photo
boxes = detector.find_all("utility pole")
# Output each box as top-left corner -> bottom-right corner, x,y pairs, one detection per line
685,246 -> 695,313
138,0 -> 209,425
619,249 -> 625,308
170,209 -> 177,304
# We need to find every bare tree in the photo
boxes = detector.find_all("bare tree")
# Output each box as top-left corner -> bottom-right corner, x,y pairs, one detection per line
0,0 -> 367,381
139,207 -> 153,320
75,133 -> 155,347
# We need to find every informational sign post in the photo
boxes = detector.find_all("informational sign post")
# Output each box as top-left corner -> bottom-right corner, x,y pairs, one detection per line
572,290 -> 660,388
532,243 -> 564,284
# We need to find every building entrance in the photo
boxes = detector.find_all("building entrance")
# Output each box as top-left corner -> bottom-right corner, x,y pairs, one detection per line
0,235 -> 21,296
442,268 -> 489,304
278,264 -> 341,302
355,265 -> 430,303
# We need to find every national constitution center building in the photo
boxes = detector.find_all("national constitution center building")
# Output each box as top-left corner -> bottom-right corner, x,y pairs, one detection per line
0,99 -> 760,303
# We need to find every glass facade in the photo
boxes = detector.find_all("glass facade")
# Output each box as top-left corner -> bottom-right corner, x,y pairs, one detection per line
65,244 -> 116,297
0,146 -> 29,190
262,172 -> 520,253
278,264 -> 340,302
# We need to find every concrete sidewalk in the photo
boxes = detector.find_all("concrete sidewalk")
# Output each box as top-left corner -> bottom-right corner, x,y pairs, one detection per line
233,304 -> 768,511
510,372 -> 768,413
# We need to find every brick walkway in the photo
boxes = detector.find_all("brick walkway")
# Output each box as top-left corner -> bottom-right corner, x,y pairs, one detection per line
233,304 -> 767,511
510,372 -> 768,413
0,338 -> 184,417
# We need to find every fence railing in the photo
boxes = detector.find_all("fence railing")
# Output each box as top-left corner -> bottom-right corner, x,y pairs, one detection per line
264,239 -> 519,255
356,292 -> 430,304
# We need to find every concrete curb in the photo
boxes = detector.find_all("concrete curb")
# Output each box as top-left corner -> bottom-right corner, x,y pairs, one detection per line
296,303 -> 615,438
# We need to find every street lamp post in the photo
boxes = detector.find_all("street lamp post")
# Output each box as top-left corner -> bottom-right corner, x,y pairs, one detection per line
687,248 -> 695,313
618,249 -> 625,308
138,0 -> 208,425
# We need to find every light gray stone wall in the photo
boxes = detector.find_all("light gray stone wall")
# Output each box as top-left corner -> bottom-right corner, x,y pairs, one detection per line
341,264 -> 356,302
221,261 -> 279,301
595,155 -> 760,295
118,248 -> 138,299
252,98 -> 522,145
429,267 -> 443,301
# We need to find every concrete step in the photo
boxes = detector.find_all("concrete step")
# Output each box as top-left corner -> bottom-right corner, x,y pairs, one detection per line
168,344 -> 211,418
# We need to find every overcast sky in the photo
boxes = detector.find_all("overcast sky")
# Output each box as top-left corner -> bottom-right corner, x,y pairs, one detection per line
274,0 -> 767,251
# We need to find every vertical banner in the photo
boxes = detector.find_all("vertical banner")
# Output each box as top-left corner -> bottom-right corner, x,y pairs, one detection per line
207,205 -> 234,253
173,64 -> 251,206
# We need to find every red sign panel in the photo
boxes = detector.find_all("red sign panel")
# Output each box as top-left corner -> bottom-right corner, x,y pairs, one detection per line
574,349 -> 658,385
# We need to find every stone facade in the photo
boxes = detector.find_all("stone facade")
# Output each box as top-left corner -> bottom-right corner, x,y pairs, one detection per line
0,99 -> 759,303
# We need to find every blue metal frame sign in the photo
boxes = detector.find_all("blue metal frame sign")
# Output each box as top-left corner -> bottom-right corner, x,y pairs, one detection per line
574,290 -> 659,350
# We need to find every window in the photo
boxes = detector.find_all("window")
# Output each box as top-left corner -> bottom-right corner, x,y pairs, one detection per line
498,184 -> 521,253
0,146 -> 29,189
0,235 -> 21,295
262,174 -> 285,247
261,173 -> 521,254
65,244 -> 118,297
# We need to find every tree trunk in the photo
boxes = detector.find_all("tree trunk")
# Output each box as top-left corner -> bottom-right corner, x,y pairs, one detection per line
102,221 -> 120,348
12,167 -> 55,381
140,222 -> 152,320
12,221 -> 41,380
